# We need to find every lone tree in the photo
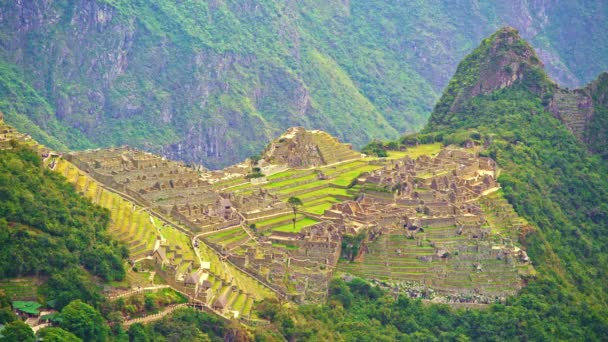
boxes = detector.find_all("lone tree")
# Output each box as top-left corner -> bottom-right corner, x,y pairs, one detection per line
287,196 -> 303,231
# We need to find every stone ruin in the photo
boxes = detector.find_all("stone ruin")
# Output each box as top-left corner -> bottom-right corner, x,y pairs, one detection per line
262,127 -> 361,168
61,139 -> 531,305
335,147 -> 532,302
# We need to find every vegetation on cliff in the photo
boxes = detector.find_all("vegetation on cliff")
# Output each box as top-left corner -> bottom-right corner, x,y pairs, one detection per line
0,1 -> 607,168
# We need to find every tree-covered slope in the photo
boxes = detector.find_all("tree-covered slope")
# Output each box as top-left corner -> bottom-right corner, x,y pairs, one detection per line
0,145 -> 127,309
0,1 -> 607,168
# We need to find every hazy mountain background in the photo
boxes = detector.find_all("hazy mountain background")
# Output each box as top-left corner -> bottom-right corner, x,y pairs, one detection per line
0,0 -> 606,168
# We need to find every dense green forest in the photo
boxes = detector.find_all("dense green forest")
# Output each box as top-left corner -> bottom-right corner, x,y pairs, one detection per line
0,147 -> 126,310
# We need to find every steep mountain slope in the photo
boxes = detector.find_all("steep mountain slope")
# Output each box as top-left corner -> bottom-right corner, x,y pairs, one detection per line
424,27 -> 608,310
0,1 -> 607,168
428,27 -> 608,160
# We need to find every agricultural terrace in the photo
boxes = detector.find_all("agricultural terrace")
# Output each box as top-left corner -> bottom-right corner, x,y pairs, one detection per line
53,158 -> 159,260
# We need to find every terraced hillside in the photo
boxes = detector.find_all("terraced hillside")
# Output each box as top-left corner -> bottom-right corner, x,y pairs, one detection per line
53,158 -> 160,261
50,127 -> 532,305
337,149 -> 534,302
50,155 -> 277,318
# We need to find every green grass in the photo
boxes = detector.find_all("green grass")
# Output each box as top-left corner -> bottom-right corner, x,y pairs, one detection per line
275,180 -> 327,195
330,165 -> 382,187
264,173 -> 318,189
206,227 -> 244,240
197,243 -> 275,301
267,169 -> 310,180
255,214 -> 302,227
302,202 -> 334,215
271,242 -> 300,250
384,143 -> 443,159
158,225 -> 196,262
272,217 -> 319,233
299,187 -> 353,200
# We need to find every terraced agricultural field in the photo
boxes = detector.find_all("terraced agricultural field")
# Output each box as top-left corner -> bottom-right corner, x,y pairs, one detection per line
158,225 -> 197,262
479,189 -> 527,239
205,227 -> 250,249
254,214 -> 304,230
382,143 -> 443,160
271,217 -> 320,233
0,278 -> 39,300
53,158 -> 159,260
197,243 -> 275,302
338,189 -> 531,298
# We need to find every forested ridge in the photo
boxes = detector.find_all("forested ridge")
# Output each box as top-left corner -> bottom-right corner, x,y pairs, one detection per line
1,1 -> 607,168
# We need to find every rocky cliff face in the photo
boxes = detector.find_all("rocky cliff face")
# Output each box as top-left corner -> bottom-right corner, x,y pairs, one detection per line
0,1 -> 606,168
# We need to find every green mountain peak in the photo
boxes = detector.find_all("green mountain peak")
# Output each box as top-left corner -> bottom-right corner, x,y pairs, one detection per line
428,27 -> 550,130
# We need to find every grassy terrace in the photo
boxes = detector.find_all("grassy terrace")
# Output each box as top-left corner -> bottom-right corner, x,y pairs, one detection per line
272,242 -> 299,250
266,168 -> 312,181
205,227 -> 243,240
0,278 -> 38,300
265,173 -> 318,189
205,227 -> 250,248
299,187 -> 353,200
329,166 -> 379,187
304,202 -> 335,215
382,143 -> 443,160
339,217 -> 525,296
255,214 -> 305,228
158,225 -> 197,263
54,159 -> 158,259
197,243 -> 275,301
271,217 -> 319,233
480,189 -> 526,238
212,177 -> 248,190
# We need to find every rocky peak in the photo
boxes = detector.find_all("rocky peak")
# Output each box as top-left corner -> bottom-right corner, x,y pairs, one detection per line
428,27 -> 608,159
469,27 -> 544,95
430,27 -> 549,127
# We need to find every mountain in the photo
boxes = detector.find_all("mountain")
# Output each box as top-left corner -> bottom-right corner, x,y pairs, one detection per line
1,25 -> 608,339
249,27 -> 608,341
420,26 -> 608,333
425,27 -> 608,296
0,1 -> 607,168
428,27 -> 608,159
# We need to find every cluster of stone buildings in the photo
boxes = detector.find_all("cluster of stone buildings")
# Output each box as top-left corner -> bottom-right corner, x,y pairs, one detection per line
45,122 -> 531,304
66,148 -> 241,233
